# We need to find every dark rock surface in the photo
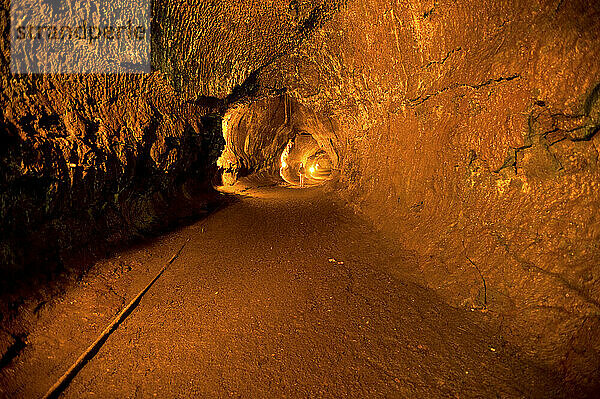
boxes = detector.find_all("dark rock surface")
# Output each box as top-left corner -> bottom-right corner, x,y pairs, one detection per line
0,72 -> 224,275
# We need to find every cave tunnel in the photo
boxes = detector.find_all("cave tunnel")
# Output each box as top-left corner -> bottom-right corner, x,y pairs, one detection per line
1,0 -> 600,398
217,95 -> 339,187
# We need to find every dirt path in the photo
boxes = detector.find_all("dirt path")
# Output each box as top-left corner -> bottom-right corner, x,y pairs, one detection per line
1,184 -> 566,398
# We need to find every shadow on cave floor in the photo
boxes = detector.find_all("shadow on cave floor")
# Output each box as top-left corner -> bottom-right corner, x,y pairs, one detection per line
0,188 -> 240,354
0,175 -> 579,398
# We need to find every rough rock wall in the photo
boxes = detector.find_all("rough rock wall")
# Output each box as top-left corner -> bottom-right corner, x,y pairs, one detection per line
0,0 -> 342,277
152,0 -> 345,100
258,0 -> 600,389
2,0 -> 600,389
218,96 -> 294,179
0,71 -> 224,275
0,3 -> 224,278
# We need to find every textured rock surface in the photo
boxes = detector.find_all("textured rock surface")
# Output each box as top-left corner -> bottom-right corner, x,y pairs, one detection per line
0,71 -> 224,272
257,0 -> 600,389
0,0 -> 227,280
152,0 -> 345,100
1,0 -> 600,391
0,0 -> 340,275
218,96 -> 295,179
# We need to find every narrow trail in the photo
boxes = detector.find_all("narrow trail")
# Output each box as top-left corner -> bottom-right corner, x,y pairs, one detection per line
1,184 -> 565,398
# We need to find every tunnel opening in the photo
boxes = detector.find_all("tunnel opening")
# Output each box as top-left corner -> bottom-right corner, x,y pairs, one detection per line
216,94 -> 339,188
279,133 -> 334,187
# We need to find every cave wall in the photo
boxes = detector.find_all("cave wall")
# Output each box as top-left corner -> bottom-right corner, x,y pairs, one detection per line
218,96 -> 294,180
0,71 -> 224,275
0,0 -> 341,274
152,0 -> 345,101
0,4 -> 225,276
257,0 -> 600,388
2,0 -> 600,389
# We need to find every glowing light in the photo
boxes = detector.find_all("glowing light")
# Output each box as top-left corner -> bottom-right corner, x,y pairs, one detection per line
282,160 -> 287,168
309,166 -> 315,174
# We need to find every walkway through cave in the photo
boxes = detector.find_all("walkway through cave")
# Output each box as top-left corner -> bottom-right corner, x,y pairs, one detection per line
0,178 -> 568,398
2,1 -> 599,397
0,90 -> 590,399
